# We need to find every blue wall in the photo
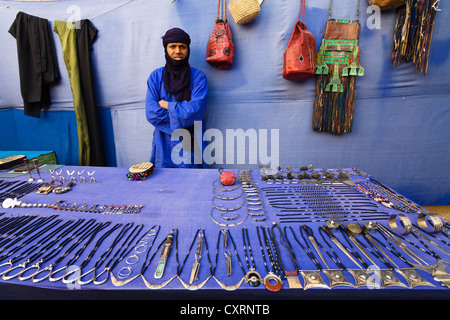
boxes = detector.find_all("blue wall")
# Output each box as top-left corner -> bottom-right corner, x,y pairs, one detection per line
0,0 -> 449,206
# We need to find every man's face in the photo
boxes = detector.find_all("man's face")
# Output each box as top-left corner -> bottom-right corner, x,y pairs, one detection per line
167,43 -> 188,61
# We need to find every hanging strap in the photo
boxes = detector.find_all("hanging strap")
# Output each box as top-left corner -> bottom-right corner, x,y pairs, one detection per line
328,0 -> 360,21
216,0 -> 227,22
298,0 -> 306,23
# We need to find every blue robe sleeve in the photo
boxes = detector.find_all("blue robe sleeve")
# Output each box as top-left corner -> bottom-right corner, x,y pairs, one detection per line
145,68 -> 172,135
167,69 -> 208,131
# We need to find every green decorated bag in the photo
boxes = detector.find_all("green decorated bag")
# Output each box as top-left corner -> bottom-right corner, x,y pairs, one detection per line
313,0 -> 364,135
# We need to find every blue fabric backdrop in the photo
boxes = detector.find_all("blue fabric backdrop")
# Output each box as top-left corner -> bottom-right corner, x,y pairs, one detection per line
0,0 -> 448,205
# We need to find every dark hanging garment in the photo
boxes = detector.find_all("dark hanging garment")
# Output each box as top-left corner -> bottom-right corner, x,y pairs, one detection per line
8,12 -> 60,118
75,20 -> 106,166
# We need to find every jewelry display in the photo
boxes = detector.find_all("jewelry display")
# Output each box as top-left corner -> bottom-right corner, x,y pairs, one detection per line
1,217 -> 72,281
417,213 -> 444,233
341,223 -> 408,288
293,225 -> 330,289
316,226 -> 355,288
52,181 -> 75,194
271,224 -> 305,289
0,166 -> 448,295
15,219 -> 95,282
388,214 -> 413,235
78,171 -> 86,183
210,173 -> 249,227
0,217 -> 64,280
93,224 -> 146,285
88,171 -> 97,183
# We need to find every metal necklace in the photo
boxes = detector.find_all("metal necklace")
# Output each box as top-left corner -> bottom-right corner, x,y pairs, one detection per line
177,228 -> 213,290
93,223 -> 144,285
271,224 -> 304,289
295,225 -> 331,289
32,220 -> 105,283
140,228 -> 178,290
63,222 -> 122,285
343,222 -> 409,288
0,215 -> 59,263
212,228 -> 245,291
111,225 -> 160,287
77,222 -> 134,285
256,226 -> 283,292
0,218 -> 67,280
25,219 -> 98,282
15,218 -> 90,281
242,227 -> 263,287
371,224 -> 436,288
335,224 -> 381,288
316,226 -> 355,288
0,215 -> 39,249
48,221 -> 112,282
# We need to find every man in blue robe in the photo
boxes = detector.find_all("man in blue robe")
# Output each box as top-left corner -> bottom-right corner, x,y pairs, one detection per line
145,28 -> 208,168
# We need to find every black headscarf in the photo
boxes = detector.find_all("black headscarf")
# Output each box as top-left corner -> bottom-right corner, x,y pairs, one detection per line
162,28 -> 191,102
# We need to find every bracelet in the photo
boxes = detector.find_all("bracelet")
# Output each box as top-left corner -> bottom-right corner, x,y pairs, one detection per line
212,179 -> 240,192
210,206 -> 248,227
388,214 -> 412,235
211,195 -> 245,211
417,213 -> 443,233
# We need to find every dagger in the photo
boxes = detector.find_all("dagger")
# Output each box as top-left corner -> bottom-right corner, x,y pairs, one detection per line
154,230 -> 174,279
319,225 -> 362,269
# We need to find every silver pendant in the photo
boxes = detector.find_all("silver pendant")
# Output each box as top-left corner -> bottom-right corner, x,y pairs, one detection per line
347,269 -> 380,288
322,269 -> 355,288
300,270 -> 330,290
372,269 -> 408,288
244,270 -> 263,287
395,268 -> 435,288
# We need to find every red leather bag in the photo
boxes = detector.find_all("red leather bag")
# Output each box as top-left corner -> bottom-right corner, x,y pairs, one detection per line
282,0 -> 316,81
206,0 -> 235,70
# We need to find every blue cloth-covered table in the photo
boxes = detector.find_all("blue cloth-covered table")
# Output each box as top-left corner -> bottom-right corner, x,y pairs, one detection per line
0,166 -> 449,300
